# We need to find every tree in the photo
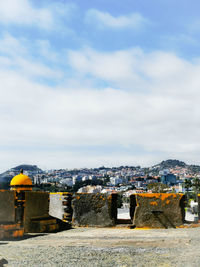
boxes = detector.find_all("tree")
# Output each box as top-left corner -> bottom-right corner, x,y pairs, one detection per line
184,178 -> 192,196
117,194 -> 123,208
192,177 -> 200,202
147,182 -> 169,193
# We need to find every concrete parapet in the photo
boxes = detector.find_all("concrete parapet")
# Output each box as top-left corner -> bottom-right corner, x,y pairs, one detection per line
198,194 -> 200,220
49,192 -> 73,223
0,191 -> 16,223
0,223 -> 24,239
131,193 -> 185,228
72,193 -> 117,227
0,190 -> 60,238
24,191 -> 51,233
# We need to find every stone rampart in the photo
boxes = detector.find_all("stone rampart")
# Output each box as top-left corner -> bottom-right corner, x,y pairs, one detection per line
24,191 -> 50,232
0,190 -> 24,238
0,190 -> 59,238
49,192 -> 73,223
72,193 -> 117,227
131,193 -> 185,228
0,191 -> 16,223
0,190 -> 188,238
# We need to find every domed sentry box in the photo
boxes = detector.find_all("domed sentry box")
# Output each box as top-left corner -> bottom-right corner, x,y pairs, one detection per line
0,170 -> 59,239
9,169 -> 33,232
10,169 -> 33,192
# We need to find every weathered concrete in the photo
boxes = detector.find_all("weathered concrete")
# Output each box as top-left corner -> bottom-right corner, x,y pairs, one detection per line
130,194 -> 137,221
49,192 -> 73,222
0,223 -> 24,239
0,191 -> 25,239
131,193 -> 185,228
0,191 -> 16,223
24,191 -> 50,232
72,193 -> 117,227
198,194 -> 200,220
0,190 -> 60,237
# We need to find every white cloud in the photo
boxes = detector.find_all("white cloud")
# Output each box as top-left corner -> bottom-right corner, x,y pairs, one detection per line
0,67 -> 200,170
0,0 -> 75,30
85,9 -> 147,29
0,33 -> 28,56
0,33 -> 63,79
68,47 -> 145,89
68,47 -> 200,96
1,33 -> 200,169
0,0 -> 52,29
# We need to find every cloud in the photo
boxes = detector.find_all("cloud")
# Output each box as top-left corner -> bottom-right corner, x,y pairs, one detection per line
0,65 -> 200,170
85,9 -> 147,29
68,47 -> 145,89
0,0 -> 75,30
68,47 -> 196,93
1,31 -> 200,169
0,33 -> 63,80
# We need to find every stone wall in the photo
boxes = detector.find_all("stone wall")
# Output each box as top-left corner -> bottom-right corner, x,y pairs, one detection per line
0,190 -> 187,238
24,191 -> 50,232
131,193 -> 185,228
72,193 -> 117,227
198,194 -> 200,220
49,192 -> 73,223
0,191 -> 16,223
0,191 -> 24,239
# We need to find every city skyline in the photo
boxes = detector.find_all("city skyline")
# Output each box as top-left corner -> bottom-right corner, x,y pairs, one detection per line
1,0 -> 200,172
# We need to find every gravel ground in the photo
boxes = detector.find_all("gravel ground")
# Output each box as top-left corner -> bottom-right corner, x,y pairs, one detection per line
1,226 -> 200,266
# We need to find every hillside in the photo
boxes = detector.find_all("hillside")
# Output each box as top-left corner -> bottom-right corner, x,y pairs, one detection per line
154,159 -> 187,169
11,164 -> 42,172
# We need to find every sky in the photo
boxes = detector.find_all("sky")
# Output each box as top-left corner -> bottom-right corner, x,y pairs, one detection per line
1,0 -> 200,171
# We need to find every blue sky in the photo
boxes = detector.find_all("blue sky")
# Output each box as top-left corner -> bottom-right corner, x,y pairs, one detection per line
1,0 -> 200,171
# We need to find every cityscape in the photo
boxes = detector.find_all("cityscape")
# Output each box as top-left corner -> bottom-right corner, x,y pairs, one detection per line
1,159 -> 199,196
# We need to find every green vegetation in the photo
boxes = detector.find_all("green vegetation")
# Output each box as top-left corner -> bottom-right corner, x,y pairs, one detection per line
69,179 -> 104,193
159,159 -> 186,169
117,194 -> 123,208
147,182 -> 169,193
184,177 -> 200,203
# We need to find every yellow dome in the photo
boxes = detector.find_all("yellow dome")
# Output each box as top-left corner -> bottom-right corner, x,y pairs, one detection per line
10,170 -> 33,191
10,173 -> 32,186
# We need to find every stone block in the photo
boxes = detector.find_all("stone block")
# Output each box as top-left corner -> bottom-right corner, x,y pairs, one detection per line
49,192 -> 73,222
0,223 -> 24,239
0,191 -> 16,223
72,193 -> 117,227
131,193 -> 185,228
24,191 -> 49,232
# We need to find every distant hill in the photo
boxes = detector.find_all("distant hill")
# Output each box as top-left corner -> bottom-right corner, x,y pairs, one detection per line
0,175 -> 13,189
0,164 -> 43,189
155,159 -> 187,169
11,164 -> 42,172
188,165 -> 200,173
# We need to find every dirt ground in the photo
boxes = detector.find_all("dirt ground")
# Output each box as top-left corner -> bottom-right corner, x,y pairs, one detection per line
1,226 -> 200,266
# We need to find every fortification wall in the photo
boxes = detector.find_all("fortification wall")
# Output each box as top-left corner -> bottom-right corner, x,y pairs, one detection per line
72,193 -> 117,227
49,192 -> 73,222
0,191 -> 16,223
0,190 -> 188,238
24,191 -> 50,232
131,193 -> 185,228
0,191 -> 24,238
